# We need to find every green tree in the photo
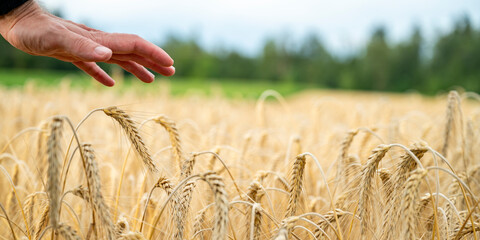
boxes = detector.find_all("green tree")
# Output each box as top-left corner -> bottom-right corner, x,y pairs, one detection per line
362,27 -> 391,90
390,27 -> 423,91
429,16 -> 480,92
296,33 -> 338,87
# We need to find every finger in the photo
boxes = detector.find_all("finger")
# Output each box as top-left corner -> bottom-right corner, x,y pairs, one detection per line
161,66 -> 175,77
62,31 -> 113,62
94,33 -> 173,67
111,53 -> 175,76
73,62 -> 115,87
109,59 -> 155,83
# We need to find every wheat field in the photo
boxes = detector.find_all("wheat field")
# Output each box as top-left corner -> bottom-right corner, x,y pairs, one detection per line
0,82 -> 479,240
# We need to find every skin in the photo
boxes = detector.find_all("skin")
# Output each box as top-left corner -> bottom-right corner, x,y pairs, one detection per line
0,0 -> 175,86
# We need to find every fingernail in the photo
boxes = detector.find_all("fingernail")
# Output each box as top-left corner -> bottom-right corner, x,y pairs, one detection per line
148,71 -> 155,79
94,46 -> 112,57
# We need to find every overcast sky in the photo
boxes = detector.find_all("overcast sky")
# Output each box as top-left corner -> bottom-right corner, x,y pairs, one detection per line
39,0 -> 480,55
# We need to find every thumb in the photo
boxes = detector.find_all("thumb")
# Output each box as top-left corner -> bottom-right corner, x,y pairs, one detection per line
63,32 -> 112,62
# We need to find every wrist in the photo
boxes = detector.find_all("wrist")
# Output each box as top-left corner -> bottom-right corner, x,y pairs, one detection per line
0,0 -> 41,38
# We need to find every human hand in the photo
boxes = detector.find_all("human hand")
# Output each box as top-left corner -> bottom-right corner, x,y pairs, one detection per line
0,1 -> 175,86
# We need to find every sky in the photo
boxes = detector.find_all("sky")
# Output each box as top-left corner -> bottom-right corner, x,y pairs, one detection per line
39,0 -> 480,55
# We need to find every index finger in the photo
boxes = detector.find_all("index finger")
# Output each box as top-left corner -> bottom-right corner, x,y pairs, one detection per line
94,33 -> 174,67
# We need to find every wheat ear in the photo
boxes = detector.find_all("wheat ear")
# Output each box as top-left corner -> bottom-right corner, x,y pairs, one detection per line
452,225 -> 480,239
23,192 -> 42,237
207,146 -> 221,170
36,120 -> 50,179
139,176 -> 174,232
314,209 -> 348,239
285,154 -> 307,218
47,117 -> 63,229
103,107 -> 157,172
247,180 -> 265,203
392,146 -> 427,196
57,223 -> 81,240
153,115 -> 184,171
192,206 -> 208,240
6,164 -> 20,215
357,144 -> 390,238
115,215 -> 130,237
174,153 -> 198,239
200,172 -> 229,240
71,185 -> 90,203
273,216 -> 299,239
250,203 -> 262,240
381,143 -> 428,240
174,180 -> 196,240
246,181 -> 264,239
336,130 -> 359,188
442,90 -> 456,157
83,144 -> 115,239
383,142 -> 428,204
399,169 -> 427,239
35,204 -> 50,239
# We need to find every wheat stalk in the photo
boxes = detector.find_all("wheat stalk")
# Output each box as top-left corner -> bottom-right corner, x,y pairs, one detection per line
0,203 -> 16,240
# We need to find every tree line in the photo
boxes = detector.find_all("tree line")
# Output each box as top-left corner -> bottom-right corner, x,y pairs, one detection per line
0,16 -> 479,93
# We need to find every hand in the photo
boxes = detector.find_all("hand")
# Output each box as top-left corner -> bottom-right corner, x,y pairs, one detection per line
0,1 -> 175,86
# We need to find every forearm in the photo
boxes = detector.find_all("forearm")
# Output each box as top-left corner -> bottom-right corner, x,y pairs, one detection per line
0,0 -> 30,15
0,0 -> 40,38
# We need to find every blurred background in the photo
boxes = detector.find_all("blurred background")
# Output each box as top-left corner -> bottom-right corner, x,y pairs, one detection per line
0,0 -> 479,95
